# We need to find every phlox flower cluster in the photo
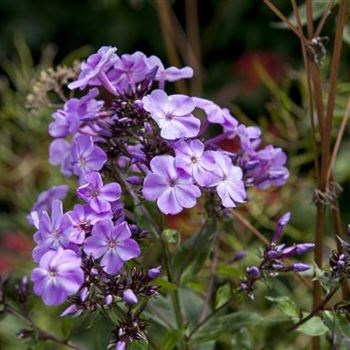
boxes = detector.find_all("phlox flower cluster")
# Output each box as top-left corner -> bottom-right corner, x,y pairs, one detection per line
28,45 -> 290,348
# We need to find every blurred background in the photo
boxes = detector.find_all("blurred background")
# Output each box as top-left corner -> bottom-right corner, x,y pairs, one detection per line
0,0 -> 350,349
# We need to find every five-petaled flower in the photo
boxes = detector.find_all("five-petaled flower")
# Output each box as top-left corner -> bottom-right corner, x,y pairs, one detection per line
31,247 -> 84,305
142,155 -> 201,215
77,172 -> 121,213
142,89 -> 200,140
83,219 -> 140,275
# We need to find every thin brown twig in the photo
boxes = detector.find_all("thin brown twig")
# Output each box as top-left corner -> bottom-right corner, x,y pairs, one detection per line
322,0 -> 347,184
290,0 -> 320,179
263,0 -> 302,39
185,0 -> 202,95
315,0 -> 335,38
305,0 -> 314,39
154,0 -> 187,94
327,96 -> 350,183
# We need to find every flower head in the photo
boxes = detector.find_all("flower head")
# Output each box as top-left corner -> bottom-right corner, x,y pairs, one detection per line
142,90 -> 200,140
31,247 -> 83,305
69,46 -> 118,90
77,172 -> 121,213
209,152 -> 246,208
142,155 -> 201,215
173,139 -> 216,186
32,200 -> 73,263
83,219 -> 140,275
71,135 -> 107,180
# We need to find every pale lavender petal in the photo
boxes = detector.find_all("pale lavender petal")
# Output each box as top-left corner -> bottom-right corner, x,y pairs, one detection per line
117,239 -> 140,261
157,188 -> 182,215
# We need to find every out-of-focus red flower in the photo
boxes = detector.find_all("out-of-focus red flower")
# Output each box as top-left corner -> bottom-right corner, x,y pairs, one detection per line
233,50 -> 286,93
3,231 -> 33,255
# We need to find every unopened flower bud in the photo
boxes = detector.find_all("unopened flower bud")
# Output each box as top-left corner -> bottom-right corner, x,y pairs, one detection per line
232,251 -> 246,263
105,294 -> 113,305
246,266 -> 261,279
122,289 -> 138,305
126,176 -> 143,186
80,287 -> 88,302
116,341 -> 126,350
148,266 -> 161,279
292,263 -> 310,272
60,304 -> 79,317
294,243 -> 315,255
272,212 -> 291,242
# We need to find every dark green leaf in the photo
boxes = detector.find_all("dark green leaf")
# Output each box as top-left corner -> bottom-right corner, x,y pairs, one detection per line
160,329 -> 185,350
297,315 -> 328,336
191,311 -> 263,343
153,277 -> 178,292
266,296 -> 300,319
215,283 -> 231,308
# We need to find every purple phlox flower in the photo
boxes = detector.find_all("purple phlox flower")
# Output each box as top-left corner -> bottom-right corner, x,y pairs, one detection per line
108,51 -> 149,91
122,289 -> 138,305
28,185 -> 69,224
142,155 -> 201,215
272,212 -> 291,242
246,145 -> 289,190
142,89 -> 200,140
48,89 -> 104,138
32,200 -> 74,263
148,266 -> 161,279
49,138 -> 74,176
77,172 -> 121,213
236,125 -> 261,152
116,341 -> 126,350
83,219 -> 140,275
173,139 -> 217,187
71,135 -> 107,180
31,247 -> 84,305
209,152 -> 246,208
145,55 -> 193,86
193,97 -> 226,124
67,203 -> 112,244
68,46 -> 119,92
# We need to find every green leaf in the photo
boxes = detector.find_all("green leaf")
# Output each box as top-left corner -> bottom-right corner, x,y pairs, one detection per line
344,25 -> 350,45
266,296 -> 300,319
160,329 -> 185,350
129,340 -> 148,350
232,327 -> 253,350
153,277 -> 178,292
297,315 -> 328,336
173,219 -> 217,283
161,229 -> 180,245
191,311 -> 263,343
215,283 -> 231,308
217,264 -> 243,278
